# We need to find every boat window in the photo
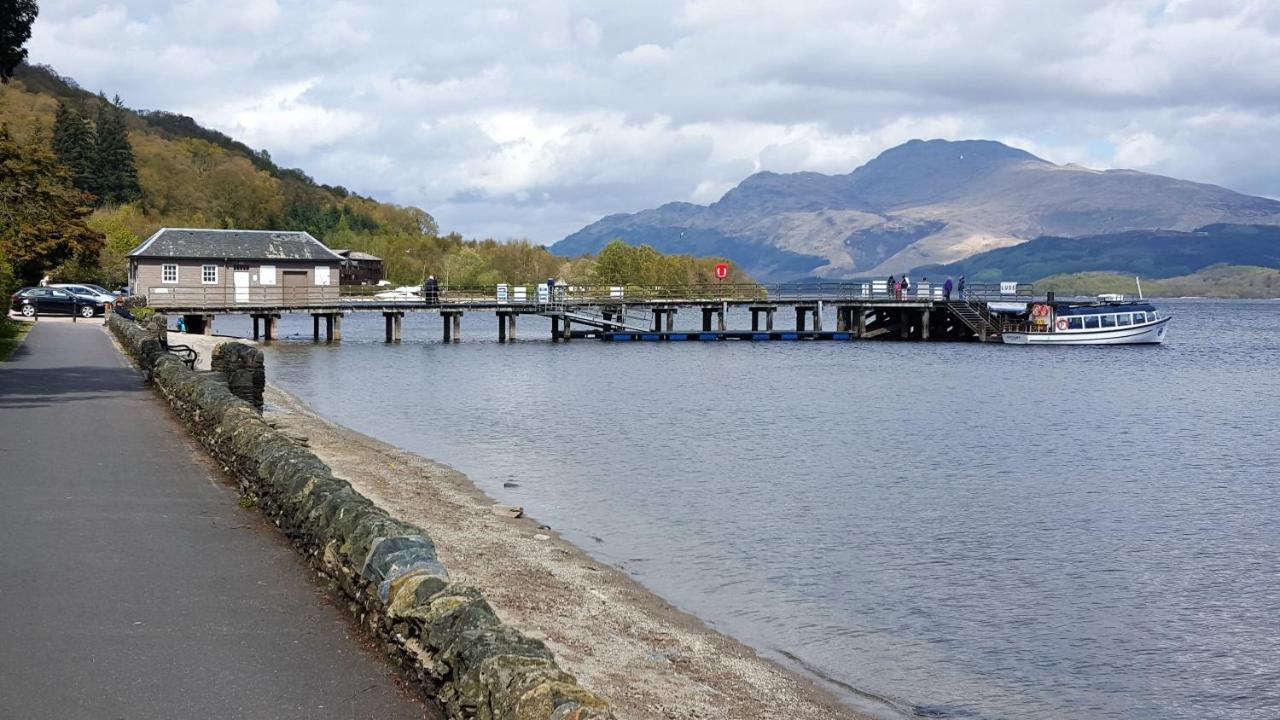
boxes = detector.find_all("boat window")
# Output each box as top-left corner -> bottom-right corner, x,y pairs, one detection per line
1132,312 -> 1145,323
1101,315 -> 1117,328
1117,313 -> 1132,326
1083,315 -> 1100,329
1067,317 -> 1084,330
1149,310 -> 1158,319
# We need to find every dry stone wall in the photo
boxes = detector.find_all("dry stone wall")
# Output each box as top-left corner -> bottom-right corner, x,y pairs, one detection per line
107,315 -> 615,720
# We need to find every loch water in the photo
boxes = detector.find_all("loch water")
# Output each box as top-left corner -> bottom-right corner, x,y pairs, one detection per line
223,300 -> 1278,720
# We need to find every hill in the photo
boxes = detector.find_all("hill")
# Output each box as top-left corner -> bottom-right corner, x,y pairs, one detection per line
911,224 -> 1280,283
1034,265 -> 1280,299
1,63 -> 744,289
553,139 -> 1280,281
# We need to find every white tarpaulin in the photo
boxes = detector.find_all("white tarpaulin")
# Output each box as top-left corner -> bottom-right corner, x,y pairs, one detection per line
988,302 -> 1028,314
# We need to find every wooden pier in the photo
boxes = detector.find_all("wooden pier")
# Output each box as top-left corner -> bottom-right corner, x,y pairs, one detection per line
141,282 -> 1032,344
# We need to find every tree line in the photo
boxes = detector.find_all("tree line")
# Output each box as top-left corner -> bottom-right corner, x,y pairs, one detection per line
1,58 -> 748,306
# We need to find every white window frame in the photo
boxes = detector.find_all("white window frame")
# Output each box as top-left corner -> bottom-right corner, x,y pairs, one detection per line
201,264 -> 218,285
162,264 -> 178,284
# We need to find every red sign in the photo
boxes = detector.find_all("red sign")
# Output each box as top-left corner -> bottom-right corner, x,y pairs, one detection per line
715,263 -> 728,279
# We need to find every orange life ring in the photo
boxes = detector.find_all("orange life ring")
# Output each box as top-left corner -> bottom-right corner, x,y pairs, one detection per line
1056,318 -> 1068,331
1032,304 -> 1049,317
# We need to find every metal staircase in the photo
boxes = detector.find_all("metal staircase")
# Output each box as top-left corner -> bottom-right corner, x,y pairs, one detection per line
945,298 -> 1003,341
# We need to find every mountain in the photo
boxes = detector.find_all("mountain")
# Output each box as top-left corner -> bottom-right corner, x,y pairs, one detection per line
553,139 -> 1280,281
912,224 -> 1280,282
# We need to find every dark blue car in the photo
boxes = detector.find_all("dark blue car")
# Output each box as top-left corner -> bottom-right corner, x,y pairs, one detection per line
10,287 -> 106,318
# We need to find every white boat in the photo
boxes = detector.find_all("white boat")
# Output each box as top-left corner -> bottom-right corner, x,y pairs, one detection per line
1001,301 -> 1170,345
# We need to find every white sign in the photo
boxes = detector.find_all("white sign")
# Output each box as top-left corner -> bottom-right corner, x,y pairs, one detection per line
610,286 -> 624,299
1000,281 -> 1017,295
537,283 -> 549,303
260,265 -> 277,286
872,280 -> 887,295
513,286 -> 527,302
496,283 -> 508,302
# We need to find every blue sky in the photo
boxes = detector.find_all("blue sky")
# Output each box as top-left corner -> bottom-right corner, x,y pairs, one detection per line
28,0 -> 1280,243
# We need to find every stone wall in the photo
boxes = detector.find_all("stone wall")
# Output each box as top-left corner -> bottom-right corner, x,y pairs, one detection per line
210,342 -> 265,410
107,315 -> 615,720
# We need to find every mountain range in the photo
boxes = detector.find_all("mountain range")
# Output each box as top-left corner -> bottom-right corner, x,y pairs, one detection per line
552,139 -> 1280,281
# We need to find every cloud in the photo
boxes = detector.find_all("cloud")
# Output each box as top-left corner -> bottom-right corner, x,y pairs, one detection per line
26,0 -> 1280,243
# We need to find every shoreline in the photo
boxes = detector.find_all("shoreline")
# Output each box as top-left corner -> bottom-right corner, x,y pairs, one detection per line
169,329 -> 899,719
260,380 -> 879,720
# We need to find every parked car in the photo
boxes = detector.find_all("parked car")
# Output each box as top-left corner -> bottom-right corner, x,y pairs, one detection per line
10,287 -> 105,318
50,283 -> 116,305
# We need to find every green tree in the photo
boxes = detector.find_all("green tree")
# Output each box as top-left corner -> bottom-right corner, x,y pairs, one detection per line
93,94 -> 141,205
0,125 -> 104,284
1,0 -> 38,83
52,100 -> 97,197
88,204 -> 141,287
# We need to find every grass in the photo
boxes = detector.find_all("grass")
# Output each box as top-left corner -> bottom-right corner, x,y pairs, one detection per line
0,317 -> 32,362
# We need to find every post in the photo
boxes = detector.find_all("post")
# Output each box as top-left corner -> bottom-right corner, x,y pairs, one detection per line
921,308 -> 931,340
814,301 -> 824,332
702,307 -> 714,332
386,313 -> 394,343
836,307 -> 848,332
751,309 -> 760,332
856,308 -> 866,338
562,316 -> 571,341
717,302 -> 727,332
451,312 -> 461,343
550,315 -> 560,341
508,313 -> 516,341
263,315 -> 277,342
394,313 -> 402,342
202,315 -> 214,336
652,308 -> 663,332
443,314 -> 453,343
312,314 -> 320,342
766,307 -> 774,331
498,313 -> 508,343
665,308 -> 676,332
795,306 -> 806,332
332,314 -> 343,342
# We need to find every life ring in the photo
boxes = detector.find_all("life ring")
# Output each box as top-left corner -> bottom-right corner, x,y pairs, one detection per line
1032,304 -> 1049,317
1056,318 -> 1068,331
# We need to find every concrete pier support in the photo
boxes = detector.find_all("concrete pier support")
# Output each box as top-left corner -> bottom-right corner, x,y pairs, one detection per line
857,309 -> 867,338
312,314 -> 320,342
718,302 -> 727,332
748,305 -> 776,332
250,314 -> 278,341
795,306 -> 808,331
550,315 -> 561,341
665,308 -> 677,332
185,314 -> 213,336
308,313 -> 341,342
794,304 -> 819,332
383,312 -> 403,343
921,308 -> 931,340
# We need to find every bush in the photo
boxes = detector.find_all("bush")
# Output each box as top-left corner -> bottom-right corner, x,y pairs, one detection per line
0,251 -> 16,316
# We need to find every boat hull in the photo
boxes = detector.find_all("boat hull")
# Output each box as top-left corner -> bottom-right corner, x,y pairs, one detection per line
1002,317 -> 1171,345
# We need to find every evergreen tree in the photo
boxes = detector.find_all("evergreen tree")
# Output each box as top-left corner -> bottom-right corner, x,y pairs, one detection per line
0,124 -> 104,284
92,93 -> 140,205
1,0 -> 39,83
51,100 -> 97,198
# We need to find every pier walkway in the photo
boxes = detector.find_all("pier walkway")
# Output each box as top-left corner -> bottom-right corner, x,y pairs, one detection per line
0,320 -> 429,719
144,281 -> 1035,344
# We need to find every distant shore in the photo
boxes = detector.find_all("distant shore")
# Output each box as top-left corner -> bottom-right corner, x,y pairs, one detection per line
164,331 -> 873,719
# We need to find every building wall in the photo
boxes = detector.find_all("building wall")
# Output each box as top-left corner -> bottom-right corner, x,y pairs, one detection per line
138,259 -> 341,308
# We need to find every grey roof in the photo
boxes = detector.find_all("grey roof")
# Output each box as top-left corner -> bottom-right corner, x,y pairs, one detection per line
331,249 -> 383,261
129,228 -> 343,262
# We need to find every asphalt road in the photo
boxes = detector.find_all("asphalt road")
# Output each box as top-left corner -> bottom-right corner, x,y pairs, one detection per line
0,320 -> 431,719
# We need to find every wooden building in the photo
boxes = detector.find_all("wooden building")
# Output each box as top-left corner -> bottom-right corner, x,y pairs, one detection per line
330,249 -> 385,285
128,228 -> 343,308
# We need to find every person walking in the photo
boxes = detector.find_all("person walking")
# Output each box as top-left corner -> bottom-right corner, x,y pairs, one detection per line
902,275 -> 911,297
943,276 -> 954,301
958,275 -> 966,297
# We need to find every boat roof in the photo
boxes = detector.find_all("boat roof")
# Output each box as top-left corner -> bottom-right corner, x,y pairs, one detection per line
1054,301 -> 1156,316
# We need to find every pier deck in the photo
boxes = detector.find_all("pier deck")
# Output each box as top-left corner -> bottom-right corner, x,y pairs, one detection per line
139,282 -> 1034,343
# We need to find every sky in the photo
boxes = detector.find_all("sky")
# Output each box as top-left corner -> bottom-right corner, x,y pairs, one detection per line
27,0 -> 1280,244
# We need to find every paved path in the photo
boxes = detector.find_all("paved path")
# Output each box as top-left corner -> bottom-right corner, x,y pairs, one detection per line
0,321 -> 430,719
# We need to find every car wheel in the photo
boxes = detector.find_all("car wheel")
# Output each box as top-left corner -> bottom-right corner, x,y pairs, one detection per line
80,304 -> 95,318
21,304 -> 35,317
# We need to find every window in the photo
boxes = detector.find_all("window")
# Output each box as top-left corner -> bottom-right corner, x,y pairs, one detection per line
1132,312 -> 1146,323
1117,313 -> 1132,326
1101,314 -> 1117,328
1067,317 -> 1083,330
315,266 -> 332,286
201,264 -> 218,284
162,264 -> 178,283
260,265 -> 277,286
1084,315 -> 1100,329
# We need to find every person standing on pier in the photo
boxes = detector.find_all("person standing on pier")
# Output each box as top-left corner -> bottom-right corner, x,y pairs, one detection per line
958,275 -> 966,297
424,275 -> 438,305
893,277 -> 902,299
944,277 -> 954,300
901,275 -> 911,297
887,275 -> 895,298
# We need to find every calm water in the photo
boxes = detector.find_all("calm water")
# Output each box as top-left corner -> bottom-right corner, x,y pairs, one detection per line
222,301 -> 1279,720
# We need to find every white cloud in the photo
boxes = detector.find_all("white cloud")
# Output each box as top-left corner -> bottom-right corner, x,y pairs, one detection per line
25,0 -> 1280,243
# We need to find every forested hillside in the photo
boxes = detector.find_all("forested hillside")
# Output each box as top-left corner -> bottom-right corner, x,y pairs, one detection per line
1,63 -> 744,292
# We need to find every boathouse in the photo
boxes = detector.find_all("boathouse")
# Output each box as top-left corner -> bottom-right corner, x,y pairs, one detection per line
330,249 -> 384,285
128,228 -> 343,309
